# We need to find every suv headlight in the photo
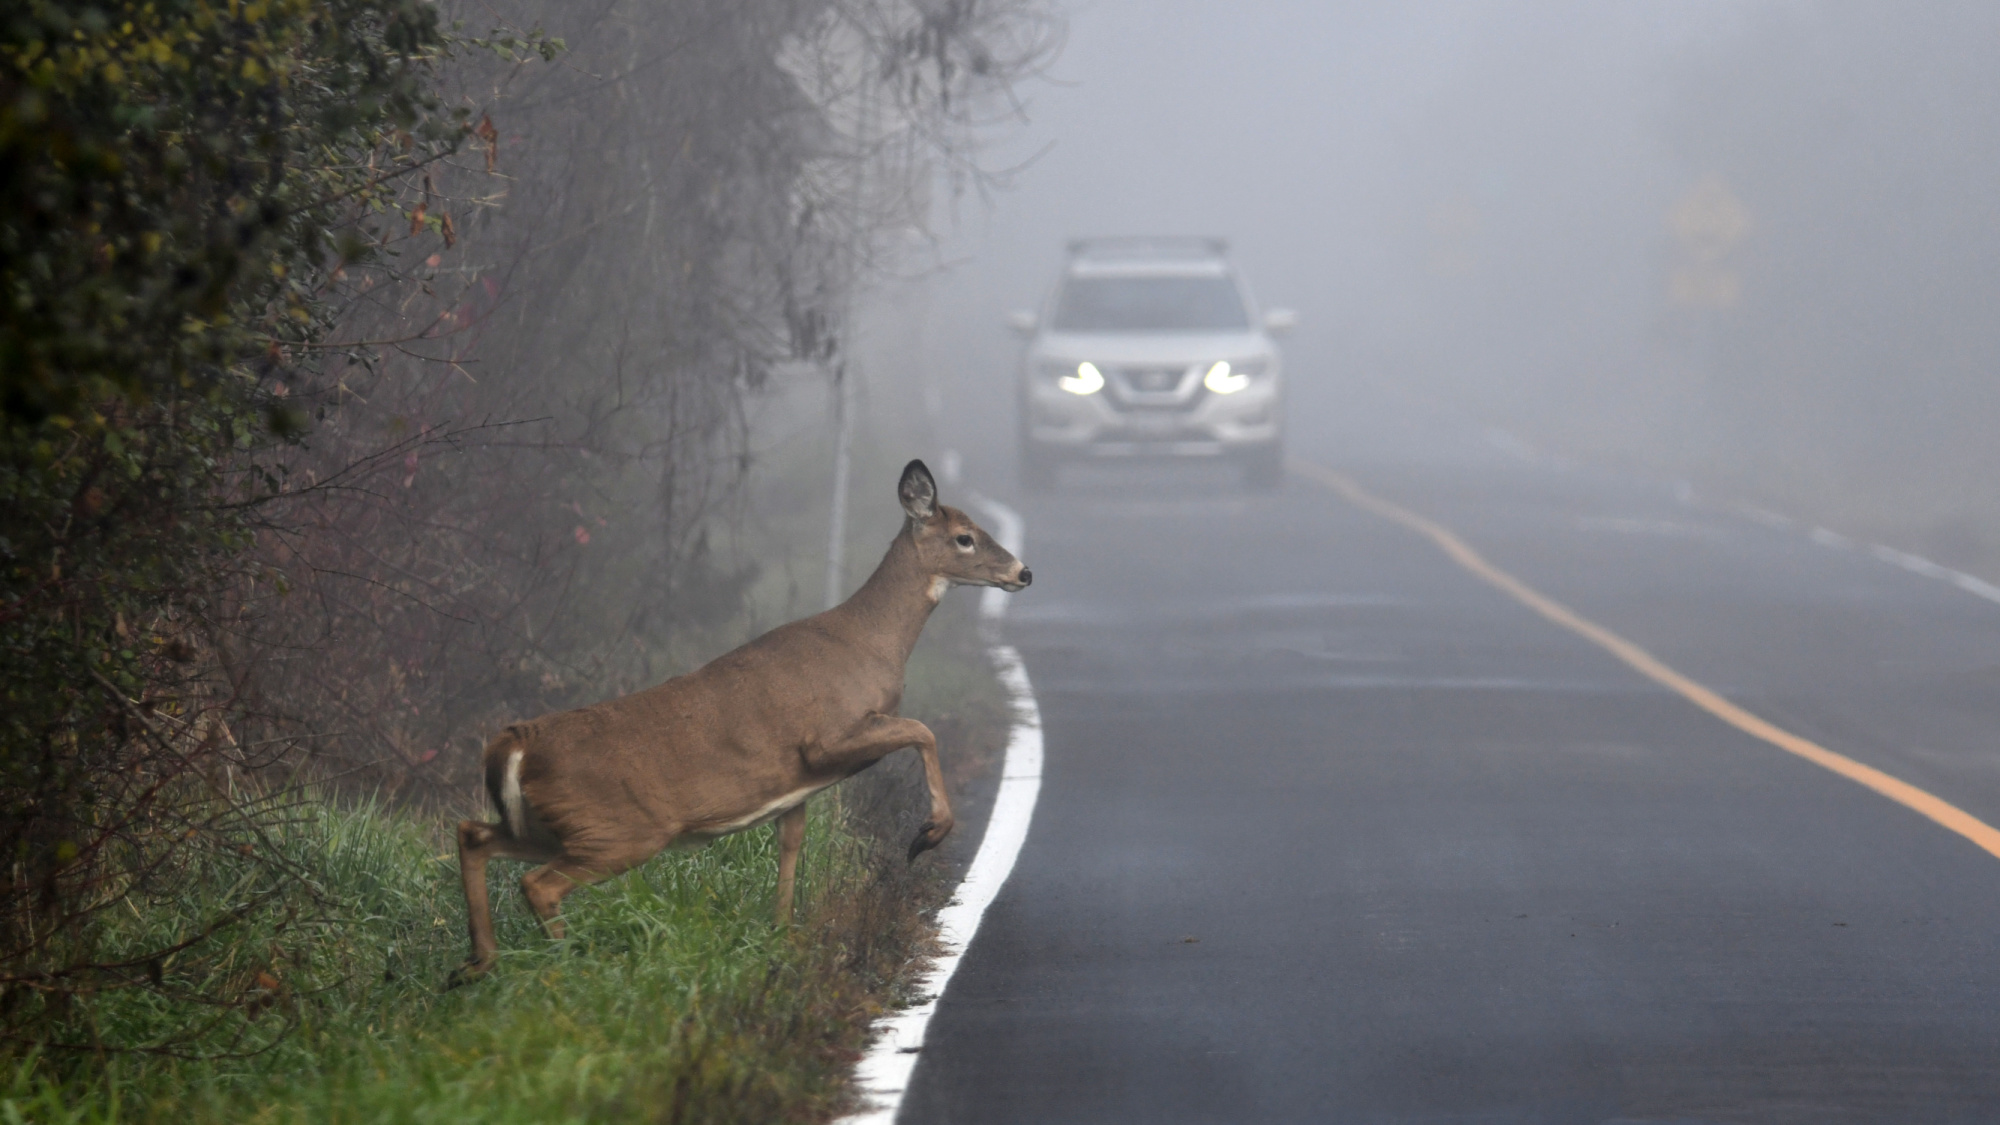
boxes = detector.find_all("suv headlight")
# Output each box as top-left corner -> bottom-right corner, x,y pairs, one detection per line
1204,359 -> 1267,395
1051,361 -> 1104,396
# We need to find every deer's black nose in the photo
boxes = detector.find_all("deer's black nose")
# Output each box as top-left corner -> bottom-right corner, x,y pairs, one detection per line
1017,567 -> 1033,587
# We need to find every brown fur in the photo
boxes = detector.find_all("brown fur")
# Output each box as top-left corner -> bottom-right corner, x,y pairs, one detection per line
449,461 -> 1028,982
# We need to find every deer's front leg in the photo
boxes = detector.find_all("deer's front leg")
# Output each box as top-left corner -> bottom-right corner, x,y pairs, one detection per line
809,713 -> 953,861
903,729 -> 954,861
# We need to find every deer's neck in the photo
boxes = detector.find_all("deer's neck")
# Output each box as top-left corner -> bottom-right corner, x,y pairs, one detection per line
835,530 -> 939,666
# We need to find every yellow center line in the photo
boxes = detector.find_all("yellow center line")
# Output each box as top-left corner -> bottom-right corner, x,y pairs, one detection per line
1291,458 -> 2000,862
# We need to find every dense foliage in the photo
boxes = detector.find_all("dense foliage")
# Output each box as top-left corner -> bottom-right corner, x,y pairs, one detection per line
0,0 -> 464,420
0,0 -> 470,1047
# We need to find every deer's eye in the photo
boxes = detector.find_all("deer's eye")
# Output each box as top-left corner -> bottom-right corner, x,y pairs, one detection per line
955,534 -> 975,549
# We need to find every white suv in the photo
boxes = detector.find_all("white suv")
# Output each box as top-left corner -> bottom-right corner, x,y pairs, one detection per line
1011,237 -> 1293,491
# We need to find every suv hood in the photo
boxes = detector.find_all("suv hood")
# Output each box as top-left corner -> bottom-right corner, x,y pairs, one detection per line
1031,331 -> 1272,366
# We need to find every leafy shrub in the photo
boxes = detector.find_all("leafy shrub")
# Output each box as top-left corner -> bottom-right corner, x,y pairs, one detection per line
0,0 -> 468,1046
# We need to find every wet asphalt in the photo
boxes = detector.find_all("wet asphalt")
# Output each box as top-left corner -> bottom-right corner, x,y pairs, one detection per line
902,396 -> 2000,1124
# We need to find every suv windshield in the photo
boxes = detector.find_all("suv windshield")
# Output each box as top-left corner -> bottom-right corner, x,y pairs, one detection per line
1051,275 -> 1249,333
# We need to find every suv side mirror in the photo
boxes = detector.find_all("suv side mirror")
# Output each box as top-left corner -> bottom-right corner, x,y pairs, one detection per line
1262,308 -> 1297,336
1006,309 -> 1039,337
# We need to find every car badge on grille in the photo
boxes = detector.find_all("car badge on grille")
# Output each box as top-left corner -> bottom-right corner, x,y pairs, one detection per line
1132,369 -> 1176,391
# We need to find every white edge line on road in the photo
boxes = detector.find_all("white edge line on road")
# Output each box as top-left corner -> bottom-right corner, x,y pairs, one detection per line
1714,498 -> 2000,609
1861,541 -> 2000,605
835,490 -> 1042,1125
1482,431 -> 2000,609
1759,508 -> 2000,608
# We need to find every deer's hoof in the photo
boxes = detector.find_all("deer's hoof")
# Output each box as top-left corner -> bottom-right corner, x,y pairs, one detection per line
445,959 -> 491,990
907,819 -> 953,862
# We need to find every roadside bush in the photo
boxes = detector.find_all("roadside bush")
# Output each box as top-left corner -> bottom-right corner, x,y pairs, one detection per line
0,0 -> 475,1049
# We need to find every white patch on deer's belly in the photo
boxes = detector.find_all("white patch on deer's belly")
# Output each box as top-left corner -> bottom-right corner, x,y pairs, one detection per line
928,575 -> 951,603
689,785 -> 820,838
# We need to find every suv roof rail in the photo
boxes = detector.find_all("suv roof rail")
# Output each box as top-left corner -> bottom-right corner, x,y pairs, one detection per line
1065,235 -> 1228,261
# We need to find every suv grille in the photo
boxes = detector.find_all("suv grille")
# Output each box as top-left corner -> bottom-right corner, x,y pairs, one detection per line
1108,365 -> 1203,412
1123,367 -> 1182,393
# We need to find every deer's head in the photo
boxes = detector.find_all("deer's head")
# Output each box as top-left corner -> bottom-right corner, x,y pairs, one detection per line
898,460 -> 1032,596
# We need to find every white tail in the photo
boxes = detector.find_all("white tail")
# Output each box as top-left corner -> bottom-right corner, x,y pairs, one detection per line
450,460 -> 1031,983
497,745 -> 526,839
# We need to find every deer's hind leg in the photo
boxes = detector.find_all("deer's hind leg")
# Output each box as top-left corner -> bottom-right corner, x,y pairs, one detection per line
451,820 -> 554,987
774,802 -> 808,926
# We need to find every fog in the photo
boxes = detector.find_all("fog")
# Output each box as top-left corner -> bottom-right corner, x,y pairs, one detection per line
903,0 -> 2000,573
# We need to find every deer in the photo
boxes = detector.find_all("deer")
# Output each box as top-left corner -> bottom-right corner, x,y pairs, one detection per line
449,459 -> 1030,983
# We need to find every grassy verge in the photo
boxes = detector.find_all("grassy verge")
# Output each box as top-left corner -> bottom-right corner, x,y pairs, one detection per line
3,598 -> 1011,1125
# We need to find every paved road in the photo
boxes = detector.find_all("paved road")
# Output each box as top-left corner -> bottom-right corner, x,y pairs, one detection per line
905,403 -> 2000,1123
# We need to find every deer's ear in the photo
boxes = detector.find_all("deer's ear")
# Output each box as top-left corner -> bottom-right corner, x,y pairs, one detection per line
898,459 -> 938,521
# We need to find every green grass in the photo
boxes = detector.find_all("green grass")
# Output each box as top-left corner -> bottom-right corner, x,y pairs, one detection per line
2,793 -> 931,1125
